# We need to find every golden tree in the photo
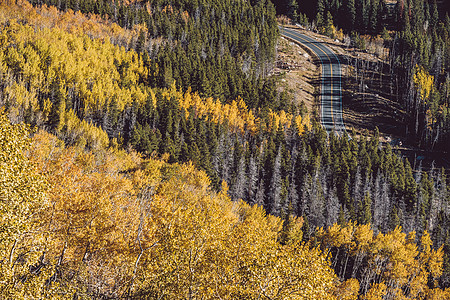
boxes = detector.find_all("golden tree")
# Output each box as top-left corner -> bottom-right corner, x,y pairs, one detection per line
0,110 -> 49,298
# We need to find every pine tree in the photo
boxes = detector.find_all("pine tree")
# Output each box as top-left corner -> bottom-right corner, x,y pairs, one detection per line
247,155 -> 259,204
232,156 -> 246,201
360,192 -> 372,224
404,159 -> 417,210
411,0 -> 425,32
369,0 -> 378,33
269,147 -> 283,215
287,0 -> 299,22
344,0 -> 356,31
355,0 -> 365,31
417,172 -> 433,233
376,0 -> 386,32
316,0 -> 326,29
325,11 -> 335,37
430,0 -> 439,29
388,206 -> 401,230
338,205 -> 347,225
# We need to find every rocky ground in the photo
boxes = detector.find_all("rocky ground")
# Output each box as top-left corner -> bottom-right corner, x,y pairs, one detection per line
273,35 -> 318,114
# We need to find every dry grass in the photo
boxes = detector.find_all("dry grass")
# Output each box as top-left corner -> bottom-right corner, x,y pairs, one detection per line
273,36 -> 318,114
276,15 -> 291,26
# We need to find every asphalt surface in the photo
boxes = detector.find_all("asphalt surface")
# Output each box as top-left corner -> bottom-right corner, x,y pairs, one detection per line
282,27 -> 346,135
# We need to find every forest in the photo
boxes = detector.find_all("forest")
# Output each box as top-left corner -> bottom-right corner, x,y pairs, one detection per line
0,0 -> 449,298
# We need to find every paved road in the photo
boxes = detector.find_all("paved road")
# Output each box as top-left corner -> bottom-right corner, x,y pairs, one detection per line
282,27 -> 346,135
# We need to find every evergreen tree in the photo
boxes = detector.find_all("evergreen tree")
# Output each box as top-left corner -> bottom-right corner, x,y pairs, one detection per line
316,0 -> 326,28
359,192 -> 372,224
431,0 -> 439,29
388,206 -> 401,230
343,0 -> 356,31
325,11 -> 335,37
287,0 -> 299,21
404,159 -> 417,210
369,0 -> 378,33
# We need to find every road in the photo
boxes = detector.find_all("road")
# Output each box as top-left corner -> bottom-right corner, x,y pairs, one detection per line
281,27 -> 346,135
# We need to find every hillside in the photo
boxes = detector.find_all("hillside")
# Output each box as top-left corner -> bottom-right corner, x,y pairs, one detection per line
274,36 -> 317,114
1,91 -> 449,299
1,0 -> 450,298
1,112 -> 340,298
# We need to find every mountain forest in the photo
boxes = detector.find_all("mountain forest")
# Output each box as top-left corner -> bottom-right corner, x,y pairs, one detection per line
0,0 -> 449,298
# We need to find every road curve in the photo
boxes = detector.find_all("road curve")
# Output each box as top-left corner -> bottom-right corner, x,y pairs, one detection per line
281,27 -> 346,135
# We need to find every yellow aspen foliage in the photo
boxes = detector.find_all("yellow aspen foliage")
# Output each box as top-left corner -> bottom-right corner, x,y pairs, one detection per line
421,230 -> 433,253
0,110 -> 49,298
372,227 -> 417,285
264,242 -> 337,299
335,28 -> 344,40
0,2 -> 314,144
268,109 -> 281,131
218,202 -> 336,300
28,131 -> 140,297
2,128 -> 334,298
419,231 -> 444,279
316,222 -> 444,299
295,114 -> 312,135
428,246 -> 444,279
339,222 -> 357,249
353,223 -> 374,253
174,86 -> 305,135
0,15 -> 153,148
413,65 -> 434,102
280,215 -> 304,244
333,278 -> 360,300
425,288 -> 450,300
362,282 -> 387,300
0,17 -> 148,111
58,109 -> 109,150
4,82 -> 39,122
316,222 -> 356,251
0,0 -> 142,46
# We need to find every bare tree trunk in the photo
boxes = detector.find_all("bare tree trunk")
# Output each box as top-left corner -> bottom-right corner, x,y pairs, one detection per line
9,239 -> 17,265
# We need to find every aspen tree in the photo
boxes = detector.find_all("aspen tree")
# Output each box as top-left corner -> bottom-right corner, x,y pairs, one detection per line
0,111 -> 49,298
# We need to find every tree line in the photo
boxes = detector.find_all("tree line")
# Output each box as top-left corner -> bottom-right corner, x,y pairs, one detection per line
273,0 -> 388,34
29,0 -> 280,106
